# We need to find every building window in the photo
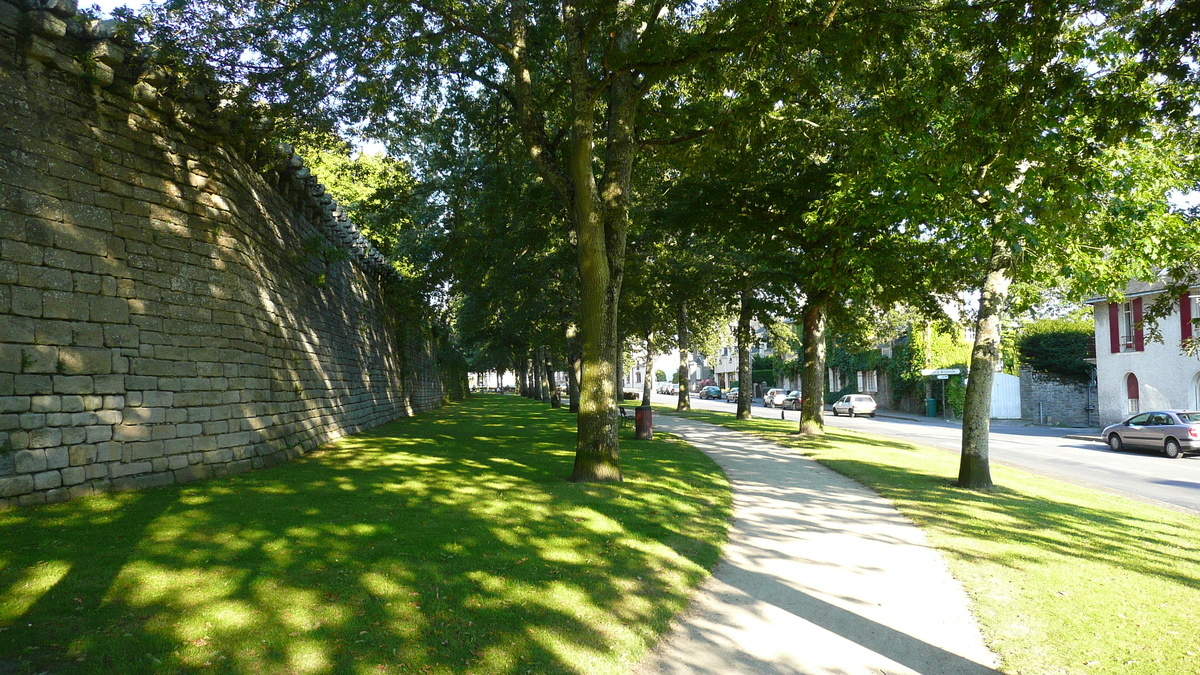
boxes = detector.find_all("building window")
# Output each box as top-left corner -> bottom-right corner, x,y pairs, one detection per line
1120,301 -> 1135,351
857,370 -> 878,393
1126,372 -> 1140,414
829,367 -> 841,391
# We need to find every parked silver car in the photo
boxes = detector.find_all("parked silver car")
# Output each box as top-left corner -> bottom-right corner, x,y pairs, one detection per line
1101,410 -> 1200,458
831,394 -> 877,418
763,388 -> 789,408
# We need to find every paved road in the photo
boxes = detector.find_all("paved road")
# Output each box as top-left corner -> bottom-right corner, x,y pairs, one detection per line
654,392 -> 1200,515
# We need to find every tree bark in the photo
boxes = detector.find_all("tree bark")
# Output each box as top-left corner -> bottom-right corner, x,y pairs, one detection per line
641,332 -> 654,407
568,350 -> 581,413
958,241 -> 1012,489
677,301 -> 691,412
800,296 -> 827,435
531,352 -> 543,401
539,345 -> 552,404
517,359 -> 529,397
736,282 -> 753,420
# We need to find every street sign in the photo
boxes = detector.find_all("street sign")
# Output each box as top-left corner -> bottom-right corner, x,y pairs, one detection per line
920,368 -> 962,377
936,374 -> 949,380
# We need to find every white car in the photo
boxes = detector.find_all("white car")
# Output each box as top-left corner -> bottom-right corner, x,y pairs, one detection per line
832,394 -> 877,418
763,388 -> 789,408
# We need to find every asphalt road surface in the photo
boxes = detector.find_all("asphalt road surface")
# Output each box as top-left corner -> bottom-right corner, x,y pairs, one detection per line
654,392 -> 1200,515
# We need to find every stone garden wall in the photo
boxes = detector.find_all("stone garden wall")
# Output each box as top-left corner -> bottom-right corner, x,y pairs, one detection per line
0,0 -> 450,507
1019,366 -> 1098,428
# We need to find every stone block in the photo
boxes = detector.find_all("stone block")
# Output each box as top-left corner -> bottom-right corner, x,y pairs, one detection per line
41,291 -> 90,321
0,345 -> 20,373
33,470 -> 62,490
176,423 -> 201,437
150,426 -> 177,441
28,10 -> 67,39
59,395 -> 84,413
45,413 -> 71,427
61,428 -> 85,445
72,324 -> 104,348
60,466 -> 85,486
164,438 -> 193,455
35,320 -> 72,346
44,488 -> 70,504
123,407 -> 165,424
45,447 -> 68,469
202,448 -> 232,464
0,316 -> 34,343
0,397 -> 30,414
167,455 -> 188,470
192,436 -> 217,452
85,463 -> 108,480
103,324 -> 139,348
90,296 -> 130,323
21,345 -> 58,373
14,375 -> 51,396
113,424 -> 150,441
69,444 -> 96,465
108,461 -> 152,478
0,475 -> 34,498
57,348 -> 113,375
129,441 -> 164,460
30,395 -> 61,413
14,448 -> 48,474
28,427 -> 62,449
85,425 -> 112,443
96,410 -> 122,425
0,451 -> 12,475
18,492 -> 48,507
151,458 -> 169,472
11,287 -> 41,317
19,413 -> 45,430
67,484 -> 95,500
53,376 -> 94,394
7,431 -> 28,450
95,441 -> 121,462
93,375 -> 125,394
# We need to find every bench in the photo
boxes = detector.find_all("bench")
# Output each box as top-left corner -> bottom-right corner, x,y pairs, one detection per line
619,406 -> 631,426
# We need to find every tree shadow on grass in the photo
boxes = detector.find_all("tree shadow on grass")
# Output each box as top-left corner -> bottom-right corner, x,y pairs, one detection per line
0,396 -> 730,675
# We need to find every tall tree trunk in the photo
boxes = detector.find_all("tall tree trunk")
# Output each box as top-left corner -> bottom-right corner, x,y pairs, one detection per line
568,346 -> 582,413
517,359 -> 528,397
539,346 -> 552,404
800,296 -> 827,435
532,352 -> 544,401
641,332 -> 654,407
545,349 -> 555,403
958,241 -> 1012,489
736,282 -> 753,420
677,302 -> 691,412
564,0 -> 638,483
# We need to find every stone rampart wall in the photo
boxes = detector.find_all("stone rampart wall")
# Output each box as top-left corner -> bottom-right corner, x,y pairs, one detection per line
0,0 -> 447,507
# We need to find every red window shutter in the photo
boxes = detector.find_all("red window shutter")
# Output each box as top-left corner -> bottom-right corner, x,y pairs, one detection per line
1183,292 -> 1193,343
1108,302 -> 1120,353
1133,297 -> 1145,351
1126,373 -> 1139,400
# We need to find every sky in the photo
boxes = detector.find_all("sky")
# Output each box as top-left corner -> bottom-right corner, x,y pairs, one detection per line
85,0 -> 145,17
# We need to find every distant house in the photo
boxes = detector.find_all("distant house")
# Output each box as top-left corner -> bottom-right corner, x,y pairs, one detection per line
1087,279 -> 1200,425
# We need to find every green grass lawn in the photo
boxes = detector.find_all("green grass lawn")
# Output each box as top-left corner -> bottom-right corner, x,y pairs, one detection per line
0,396 -> 730,675
659,405 -> 1200,675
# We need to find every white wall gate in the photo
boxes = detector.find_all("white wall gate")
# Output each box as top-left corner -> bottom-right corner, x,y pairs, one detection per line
991,372 -> 1022,419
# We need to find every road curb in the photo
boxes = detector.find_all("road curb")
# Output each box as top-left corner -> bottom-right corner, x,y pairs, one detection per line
1065,434 -> 1103,443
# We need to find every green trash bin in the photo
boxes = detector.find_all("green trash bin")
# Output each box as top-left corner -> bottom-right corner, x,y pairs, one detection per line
925,398 -> 938,417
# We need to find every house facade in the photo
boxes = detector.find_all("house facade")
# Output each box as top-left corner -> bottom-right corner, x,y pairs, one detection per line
1090,280 -> 1200,425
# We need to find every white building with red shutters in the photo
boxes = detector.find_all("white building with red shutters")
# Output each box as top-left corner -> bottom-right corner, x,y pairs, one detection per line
1089,279 -> 1200,425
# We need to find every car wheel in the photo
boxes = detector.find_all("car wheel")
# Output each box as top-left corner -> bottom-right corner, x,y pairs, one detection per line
847,408 -> 855,418
832,408 -> 839,416
1165,438 -> 1183,459
869,412 -> 876,418
1107,433 -> 1123,452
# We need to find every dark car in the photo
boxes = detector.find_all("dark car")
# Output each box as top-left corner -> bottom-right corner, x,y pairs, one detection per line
780,391 -> 802,410
1101,410 -> 1200,458
699,385 -> 722,400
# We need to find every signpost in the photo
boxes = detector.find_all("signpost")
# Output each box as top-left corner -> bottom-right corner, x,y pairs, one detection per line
920,369 -> 962,420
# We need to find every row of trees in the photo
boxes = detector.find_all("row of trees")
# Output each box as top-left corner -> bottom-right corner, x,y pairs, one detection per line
134,0 -> 1200,489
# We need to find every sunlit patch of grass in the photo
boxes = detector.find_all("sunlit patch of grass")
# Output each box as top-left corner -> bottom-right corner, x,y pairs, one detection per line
0,395 -> 729,674
661,406 -> 1200,675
